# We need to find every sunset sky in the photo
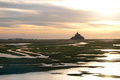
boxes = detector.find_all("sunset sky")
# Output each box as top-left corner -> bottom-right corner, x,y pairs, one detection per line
0,0 -> 120,39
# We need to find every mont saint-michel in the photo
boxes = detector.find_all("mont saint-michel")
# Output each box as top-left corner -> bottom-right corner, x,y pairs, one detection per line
70,32 -> 84,40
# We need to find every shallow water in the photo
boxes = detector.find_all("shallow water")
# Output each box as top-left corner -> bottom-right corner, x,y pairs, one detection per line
69,42 -> 88,46
6,43 -> 31,46
1,40 -> 120,80
0,49 -> 48,58
1,61 -> 120,80
1,54 -> 120,80
0,53 -> 35,58
113,44 -> 120,46
95,49 -> 120,52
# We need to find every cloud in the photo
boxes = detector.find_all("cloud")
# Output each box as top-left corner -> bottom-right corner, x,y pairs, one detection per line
0,2 -> 102,29
0,1 -> 120,30
0,0 -> 64,3
0,8 -> 38,14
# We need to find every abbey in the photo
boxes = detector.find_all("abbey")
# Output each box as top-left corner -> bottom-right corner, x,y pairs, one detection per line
70,32 -> 84,40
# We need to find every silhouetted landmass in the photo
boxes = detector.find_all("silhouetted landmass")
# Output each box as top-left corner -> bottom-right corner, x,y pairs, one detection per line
70,32 -> 84,40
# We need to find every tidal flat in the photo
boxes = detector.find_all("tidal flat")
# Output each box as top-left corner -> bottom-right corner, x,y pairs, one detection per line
0,39 -> 120,80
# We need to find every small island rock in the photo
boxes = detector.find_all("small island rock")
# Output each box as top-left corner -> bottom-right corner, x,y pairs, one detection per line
70,32 -> 84,40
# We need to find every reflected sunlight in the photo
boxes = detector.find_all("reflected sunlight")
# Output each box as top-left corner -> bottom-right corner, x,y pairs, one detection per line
98,52 -> 120,60
104,53 -> 115,60
104,53 -> 119,60
90,63 -> 120,75
100,49 -> 120,52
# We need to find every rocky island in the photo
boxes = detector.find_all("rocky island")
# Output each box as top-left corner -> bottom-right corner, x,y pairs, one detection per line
70,32 -> 84,40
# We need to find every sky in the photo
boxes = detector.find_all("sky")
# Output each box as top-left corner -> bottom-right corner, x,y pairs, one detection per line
0,0 -> 120,39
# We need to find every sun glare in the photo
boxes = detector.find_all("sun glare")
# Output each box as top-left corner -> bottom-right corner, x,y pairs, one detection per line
90,21 -> 120,25
91,63 -> 120,75
64,0 -> 120,15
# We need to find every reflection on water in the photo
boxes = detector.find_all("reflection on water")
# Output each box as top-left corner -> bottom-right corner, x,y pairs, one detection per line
95,49 -> 120,52
0,53 -> 37,58
0,66 -> 3,68
99,53 -> 120,60
113,44 -> 120,46
1,62 -> 120,80
89,62 -> 120,75
96,49 -> 120,60
6,43 -> 31,46
1,42 -> 120,80
68,42 -> 88,46
1,61 -> 120,80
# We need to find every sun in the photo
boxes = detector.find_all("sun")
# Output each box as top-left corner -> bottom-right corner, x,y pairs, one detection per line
64,0 -> 120,15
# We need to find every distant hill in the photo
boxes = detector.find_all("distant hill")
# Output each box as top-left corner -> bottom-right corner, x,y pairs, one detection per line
70,32 -> 84,40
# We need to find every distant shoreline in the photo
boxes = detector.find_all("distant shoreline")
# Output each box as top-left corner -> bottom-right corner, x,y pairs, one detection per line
0,39 -> 120,44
